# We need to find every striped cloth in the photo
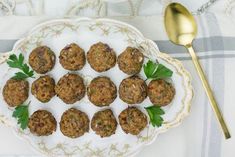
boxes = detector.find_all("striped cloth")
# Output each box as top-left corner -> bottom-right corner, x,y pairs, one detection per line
0,11 -> 234,157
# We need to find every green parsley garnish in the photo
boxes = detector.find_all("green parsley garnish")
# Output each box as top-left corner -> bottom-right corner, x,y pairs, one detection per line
144,60 -> 173,80
12,102 -> 30,130
7,54 -> 34,80
145,105 -> 165,127
143,60 -> 173,127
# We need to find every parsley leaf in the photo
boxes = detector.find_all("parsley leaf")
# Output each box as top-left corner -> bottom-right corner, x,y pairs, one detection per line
12,103 -> 29,130
143,60 -> 173,80
7,54 -> 34,80
145,105 -> 165,127
152,64 -> 173,79
12,72 -> 29,80
144,60 -> 158,78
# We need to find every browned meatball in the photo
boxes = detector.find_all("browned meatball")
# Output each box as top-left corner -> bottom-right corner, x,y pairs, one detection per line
118,47 -> 144,75
2,79 -> 29,107
148,79 -> 175,106
60,108 -> 89,138
87,42 -> 116,72
31,75 -> 55,103
118,107 -> 147,135
29,46 -> 56,74
119,76 -> 147,104
91,109 -> 117,137
55,73 -> 86,104
59,43 -> 86,71
28,110 -> 57,136
87,76 -> 117,107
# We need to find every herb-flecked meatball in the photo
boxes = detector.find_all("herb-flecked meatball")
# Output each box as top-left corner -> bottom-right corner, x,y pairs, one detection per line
59,43 -> 86,71
118,47 -> 144,75
119,76 -> 147,104
28,110 -> 57,136
118,107 -> 147,135
55,73 -> 86,104
87,42 -> 116,72
87,76 -> 117,107
31,75 -> 55,103
29,46 -> 55,74
91,109 -> 117,137
2,79 -> 29,107
60,108 -> 89,138
148,79 -> 175,106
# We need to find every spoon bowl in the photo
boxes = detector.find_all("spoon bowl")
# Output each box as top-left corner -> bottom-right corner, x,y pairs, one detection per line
164,3 -> 197,46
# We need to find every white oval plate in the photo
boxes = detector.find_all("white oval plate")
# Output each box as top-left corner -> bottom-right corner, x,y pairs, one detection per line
0,18 -> 193,157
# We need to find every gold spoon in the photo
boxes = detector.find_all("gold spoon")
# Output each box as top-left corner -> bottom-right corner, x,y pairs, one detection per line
164,2 -> 231,139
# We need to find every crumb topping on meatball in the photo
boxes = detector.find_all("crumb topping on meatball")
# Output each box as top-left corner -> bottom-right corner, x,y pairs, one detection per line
119,76 -> 147,104
87,76 -> 117,107
31,75 -> 55,103
3,79 -> 29,107
60,108 -> 89,138
87,42 -> 116,72
118,47 -> 144,75
28,110 -> 57,136
29,46 -> 55,74
59,43 -> 86,71
148,79 -> 175,106
55,73 -> 86,104
91,109 -> 117,137
118,107 -> 147,135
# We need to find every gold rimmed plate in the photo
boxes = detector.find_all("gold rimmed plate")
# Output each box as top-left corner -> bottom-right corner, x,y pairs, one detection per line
0,18 -> 193,157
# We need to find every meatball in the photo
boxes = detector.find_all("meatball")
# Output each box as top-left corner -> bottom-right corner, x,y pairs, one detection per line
59,43 -> 86,71
2,79 -> 29,107
29,46 -> 56,74
91,109 -> 117,137
119,76 -> 147,104
87,76 -> 117,107
87,42 -> 116,72
118,107 -> 147,135
60,108 -> 89,138
55,73 -> 86,104
31,75 -> 55,103
148,79 -> 175,106
118,47 -> 144,75
28,110 -> 57,136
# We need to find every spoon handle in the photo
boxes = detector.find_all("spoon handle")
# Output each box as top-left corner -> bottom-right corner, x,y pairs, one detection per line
186,44 -> 231,139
